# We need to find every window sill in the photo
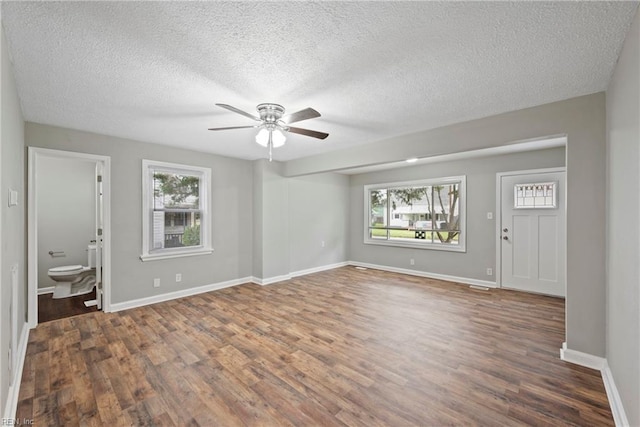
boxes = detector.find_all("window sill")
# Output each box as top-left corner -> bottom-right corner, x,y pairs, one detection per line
140,248 -> 214,262
364,240 -> 466,252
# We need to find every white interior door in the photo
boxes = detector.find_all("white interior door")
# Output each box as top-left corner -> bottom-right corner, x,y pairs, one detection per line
500,171 -> 566,297
95,162 -> 104,310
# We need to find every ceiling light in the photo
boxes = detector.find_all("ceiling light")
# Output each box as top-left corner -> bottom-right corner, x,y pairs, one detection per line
271,129 -> 286,148
255,127 -> 287,161
406,157 -> 418,163
255,128 -> 270,147
255,128 -> 286,148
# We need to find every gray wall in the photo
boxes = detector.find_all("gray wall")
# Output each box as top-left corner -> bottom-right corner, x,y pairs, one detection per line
252,161 -> 264,278
252,159 -> 350,280
259,160 -> 290,279
37,157 -> 96,289
349,147 -> 565,281
26,123 -> 254,304
1,26 -> 26,417
606,7 -> 640,426
287,93 -> 607,358
289,172 -> 349,272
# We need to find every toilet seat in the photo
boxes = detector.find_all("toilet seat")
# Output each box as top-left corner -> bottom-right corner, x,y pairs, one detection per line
48,265 -> 90,277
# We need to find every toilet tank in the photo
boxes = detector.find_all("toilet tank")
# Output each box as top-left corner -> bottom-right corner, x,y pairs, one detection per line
87,244 -> 97,268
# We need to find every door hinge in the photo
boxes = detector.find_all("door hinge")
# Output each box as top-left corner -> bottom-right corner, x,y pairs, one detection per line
97,175 -> 103,183
97,228 -> 103,236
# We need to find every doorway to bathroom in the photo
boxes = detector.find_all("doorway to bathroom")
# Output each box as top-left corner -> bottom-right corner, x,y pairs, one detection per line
27,147 -> 111,326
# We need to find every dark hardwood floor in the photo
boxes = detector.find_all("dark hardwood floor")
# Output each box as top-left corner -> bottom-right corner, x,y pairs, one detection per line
18,267 -> 613,426
38,288 -> 98,323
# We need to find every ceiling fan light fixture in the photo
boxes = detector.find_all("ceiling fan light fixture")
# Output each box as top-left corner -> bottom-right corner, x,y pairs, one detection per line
255,127 -> 286,148
255,128 -> 270,147
271,129 -> 286,148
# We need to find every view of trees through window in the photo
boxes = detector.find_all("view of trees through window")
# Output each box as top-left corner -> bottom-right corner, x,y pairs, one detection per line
368,180 -> 462,246
153,172 -> 201,249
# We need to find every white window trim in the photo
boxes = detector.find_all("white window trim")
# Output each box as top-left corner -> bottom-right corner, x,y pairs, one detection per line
363,175 -> 466,252
140,159 -> 213,262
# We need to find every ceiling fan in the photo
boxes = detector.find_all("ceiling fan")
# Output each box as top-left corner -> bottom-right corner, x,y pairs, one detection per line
208,103 -> 329,161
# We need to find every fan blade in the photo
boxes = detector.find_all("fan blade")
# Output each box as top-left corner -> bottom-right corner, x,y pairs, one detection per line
215,104 -> 260,121
282,107 -> 321,124
208,125 -> 257,131
286,126 -> 329,140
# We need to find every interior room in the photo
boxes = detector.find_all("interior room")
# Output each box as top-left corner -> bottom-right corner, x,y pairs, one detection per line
1,2 -> 639,426
35,155 -> 100,322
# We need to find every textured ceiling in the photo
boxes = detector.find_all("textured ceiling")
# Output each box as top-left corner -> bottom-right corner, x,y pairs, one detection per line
1,1 -> 637,161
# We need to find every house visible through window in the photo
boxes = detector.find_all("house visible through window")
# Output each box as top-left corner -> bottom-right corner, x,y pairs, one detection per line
364,176 -> 466,251
141,160 -> 212,261
161,212 -> 195,248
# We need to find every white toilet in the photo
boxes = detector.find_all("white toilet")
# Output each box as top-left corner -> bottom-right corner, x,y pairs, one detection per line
48,244 -> 97,299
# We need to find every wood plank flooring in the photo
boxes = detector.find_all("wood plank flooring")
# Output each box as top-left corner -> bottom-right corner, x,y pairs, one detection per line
38,288 -> 98,323
17,267 -> 613,426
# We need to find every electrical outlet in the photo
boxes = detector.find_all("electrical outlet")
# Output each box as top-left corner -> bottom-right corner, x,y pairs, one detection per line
176,273 -> 182,282
153,278 -> 160,288
486,268 -> 493,276
410,258 -> 415,266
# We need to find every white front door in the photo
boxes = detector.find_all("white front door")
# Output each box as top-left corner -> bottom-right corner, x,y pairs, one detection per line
500,170 -> 566,297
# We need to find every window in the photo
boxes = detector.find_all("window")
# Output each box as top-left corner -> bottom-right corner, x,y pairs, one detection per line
514,181 -> 556,209
141,160 -> 212,261
364,176 -> 466,251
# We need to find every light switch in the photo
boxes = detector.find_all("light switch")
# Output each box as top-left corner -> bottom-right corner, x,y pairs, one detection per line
8,190 -> 18,207
487,212 -> 493,220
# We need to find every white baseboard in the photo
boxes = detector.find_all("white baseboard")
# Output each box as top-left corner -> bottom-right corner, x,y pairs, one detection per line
347,261 -> 497,288
37,286 -> 55,295
601,361 -> 630,427
109,276 -> 252,312
252,274 -> 291,286
110,262 -> 349,310
559,342 -> 606,370
3,323 -> 29,421
252,261 -> 349,286
559,343 -> 629,427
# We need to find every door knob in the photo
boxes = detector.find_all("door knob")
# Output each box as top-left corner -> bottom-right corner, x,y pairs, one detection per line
503,228 -> 508,232
503,236 -> 509,240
